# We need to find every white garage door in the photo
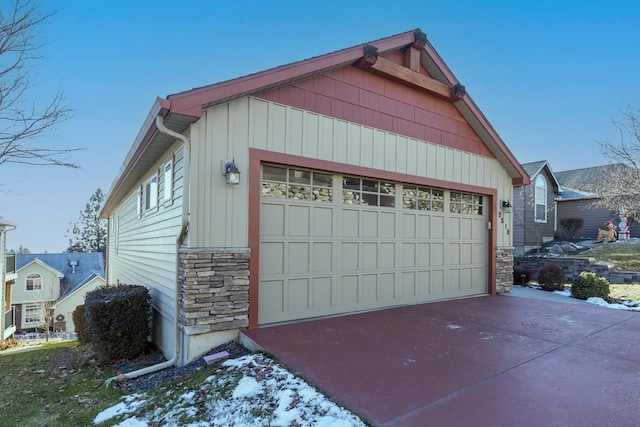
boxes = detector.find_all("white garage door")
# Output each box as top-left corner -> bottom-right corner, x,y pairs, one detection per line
259,163 -> 488,325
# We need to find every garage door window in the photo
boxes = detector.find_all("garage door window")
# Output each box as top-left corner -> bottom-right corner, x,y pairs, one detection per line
402,185 -> 444,211
450,191 -> 483,215
343,177 -> 395,207
262,164 -> 333,202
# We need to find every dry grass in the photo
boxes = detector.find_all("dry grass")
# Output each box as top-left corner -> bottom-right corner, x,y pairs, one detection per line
609,284 -> 640,301
575,240 -> 640,272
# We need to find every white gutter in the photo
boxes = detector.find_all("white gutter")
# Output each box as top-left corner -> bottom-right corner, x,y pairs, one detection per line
109,115 -> 191,383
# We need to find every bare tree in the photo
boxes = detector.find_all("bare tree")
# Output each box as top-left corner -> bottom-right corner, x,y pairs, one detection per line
595,105 -> 640,217
0,0 -> 78,169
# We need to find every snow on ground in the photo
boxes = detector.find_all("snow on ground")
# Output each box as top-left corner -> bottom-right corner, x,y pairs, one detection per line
552,290 -> 640,311
93,353 -> 366,427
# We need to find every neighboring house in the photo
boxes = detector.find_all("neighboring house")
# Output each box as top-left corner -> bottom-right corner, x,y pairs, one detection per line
13,253 -> 105,333
513,161 -> 560,255
101,29 -> 529,366
1,219 -> 17,341
555,165 -> 639,239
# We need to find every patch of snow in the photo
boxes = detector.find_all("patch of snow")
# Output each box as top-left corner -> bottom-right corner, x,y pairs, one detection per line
553,290 -> 572,297
446,324 -> 462,330
95,354 -> 366,426
586,297 -> 636,310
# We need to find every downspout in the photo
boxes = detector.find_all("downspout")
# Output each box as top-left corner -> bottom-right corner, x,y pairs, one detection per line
111,115 -> 191,383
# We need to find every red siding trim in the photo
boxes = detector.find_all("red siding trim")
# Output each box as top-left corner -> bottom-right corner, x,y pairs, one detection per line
255,67 -> 494,158
247,147 -> 497,323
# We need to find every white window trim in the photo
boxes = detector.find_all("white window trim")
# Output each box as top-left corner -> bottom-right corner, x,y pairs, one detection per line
534,175 -> 547,223
163,156 -> 174,205
26,273 -> 42,292
24,303 -> 44,325
144,174 -> 159,211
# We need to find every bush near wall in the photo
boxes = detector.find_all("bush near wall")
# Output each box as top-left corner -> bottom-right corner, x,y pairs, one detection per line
537,265 -> 566,292
571,272 -> 610,300
72,304 -> 89,344
84,285 -> 151,363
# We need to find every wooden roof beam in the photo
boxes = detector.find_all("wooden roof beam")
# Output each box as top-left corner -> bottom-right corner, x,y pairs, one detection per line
357,44 -> 462,101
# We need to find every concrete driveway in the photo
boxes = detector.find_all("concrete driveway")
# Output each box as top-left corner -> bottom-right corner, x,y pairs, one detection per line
242,292 -> 640,426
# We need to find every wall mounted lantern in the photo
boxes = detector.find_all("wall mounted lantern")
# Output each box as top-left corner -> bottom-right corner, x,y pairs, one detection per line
501,200 -> 512,213
222,159 -> 240,185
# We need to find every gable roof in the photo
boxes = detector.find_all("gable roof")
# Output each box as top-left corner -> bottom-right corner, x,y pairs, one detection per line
521,160 -> 560,190
17,253 -> 105,296
102,29 -> 529,215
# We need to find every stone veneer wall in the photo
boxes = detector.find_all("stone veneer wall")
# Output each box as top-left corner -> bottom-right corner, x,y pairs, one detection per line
496,247 -> 514,293
178,248 -> 250,336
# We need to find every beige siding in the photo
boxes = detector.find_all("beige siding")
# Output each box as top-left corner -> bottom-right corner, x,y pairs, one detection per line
12,264 -> 61,305
107,143 -> 184,355
189,97 -> 514,249
53,276 -> 105,332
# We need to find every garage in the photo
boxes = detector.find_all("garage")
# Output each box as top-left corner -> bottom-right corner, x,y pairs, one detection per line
258,163 -> 488,325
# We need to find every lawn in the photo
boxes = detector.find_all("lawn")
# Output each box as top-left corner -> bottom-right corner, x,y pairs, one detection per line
574,240 -> 640,272
609,284 -> 640,301
0,341 -> 123,427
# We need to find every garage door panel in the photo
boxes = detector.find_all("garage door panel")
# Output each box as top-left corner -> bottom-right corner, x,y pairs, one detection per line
362,211 -> 378,238
261,203 -> 285,236
313,242 -> 333,272
288,278 -> 309,311
341,242 -> 359,270
289,205 -> 311,236
402,214 -> 416,239
288,242 -> 309,274
380,212 -> 396,238
341,275 -> 358,305
379,243 -> 395,268
342,209 -> 359,237
312,207 -> 334,237
260,242 -> 285,275
402,243 -> 415,268
362,274 -> 377,302
361,243 -> 378,270
259,164 -> 489,325
312,277 -> 332,308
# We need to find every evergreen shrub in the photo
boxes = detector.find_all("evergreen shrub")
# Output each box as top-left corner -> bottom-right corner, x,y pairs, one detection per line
537,265 -> 566,292
72,304 -> 89,344
571,272 -> 610,300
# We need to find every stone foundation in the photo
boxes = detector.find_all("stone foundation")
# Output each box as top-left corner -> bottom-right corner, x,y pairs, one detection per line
178,248 -> 250,335
496,247 -> 514,293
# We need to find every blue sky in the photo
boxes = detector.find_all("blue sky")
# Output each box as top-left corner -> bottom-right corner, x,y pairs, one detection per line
2,0 -> 640,253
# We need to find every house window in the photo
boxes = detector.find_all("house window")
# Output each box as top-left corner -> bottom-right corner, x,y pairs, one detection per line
342,177 -> 395,207
25,304 -> 43,324
402,186 -> 444,211
450,191 -> 483,215
535,175 -> 547,222
163,158 -> 174,203
26,274 -> 42,291
262,164 -> 333,202
145,175 -> 158,210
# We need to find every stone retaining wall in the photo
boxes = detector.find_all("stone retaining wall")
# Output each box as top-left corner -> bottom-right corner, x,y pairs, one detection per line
514,256 -> 640,284
178,248 -> 250,335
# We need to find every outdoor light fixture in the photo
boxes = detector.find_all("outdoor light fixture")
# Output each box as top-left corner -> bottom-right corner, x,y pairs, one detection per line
222,159 -> 240,185
501,200 -> 513,213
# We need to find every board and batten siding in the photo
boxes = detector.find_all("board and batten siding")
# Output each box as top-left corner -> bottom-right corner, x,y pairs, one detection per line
107,143 -> 185,355
188,96 -> 513,250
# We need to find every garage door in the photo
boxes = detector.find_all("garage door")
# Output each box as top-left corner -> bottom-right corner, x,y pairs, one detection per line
259,163 -> 488,325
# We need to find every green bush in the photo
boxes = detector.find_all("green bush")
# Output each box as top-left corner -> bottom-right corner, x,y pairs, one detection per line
84,285 -> 151,363
537,265 -> 566,292
72,304 -> 89,344
513,268 -> 532,286
571,272 -> 610,300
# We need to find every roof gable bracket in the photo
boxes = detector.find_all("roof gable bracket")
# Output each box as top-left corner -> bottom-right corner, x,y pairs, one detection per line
357,44 -> 464,101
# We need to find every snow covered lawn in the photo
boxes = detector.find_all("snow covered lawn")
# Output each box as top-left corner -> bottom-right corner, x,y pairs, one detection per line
94,353 -> 366,427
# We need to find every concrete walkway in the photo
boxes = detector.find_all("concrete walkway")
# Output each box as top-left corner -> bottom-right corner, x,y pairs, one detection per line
244,293 -> 640,426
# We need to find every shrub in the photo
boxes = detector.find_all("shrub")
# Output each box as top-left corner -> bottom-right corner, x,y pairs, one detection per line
571,272 -> 610,300
72,304 -> 89,344
513,268 -> 532,286
537,265 -> 566,292
84,284 -> 151,363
